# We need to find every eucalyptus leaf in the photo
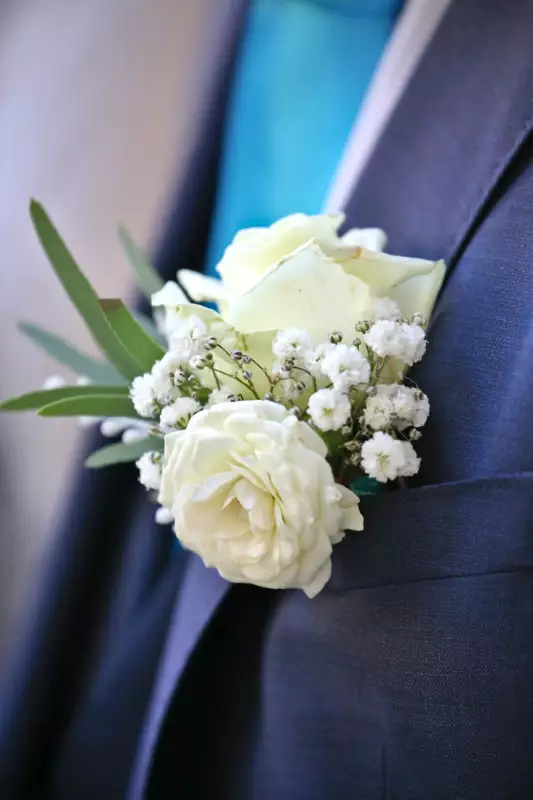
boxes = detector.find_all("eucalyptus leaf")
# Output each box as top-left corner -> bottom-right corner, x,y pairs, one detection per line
0,384 -> 128,412
38,393 -> 138,419
101,299 -> 165,372
18,322 -> 125,385
85,437 -> 162,468
118,225 -> 164,298
30,201 -> 139,380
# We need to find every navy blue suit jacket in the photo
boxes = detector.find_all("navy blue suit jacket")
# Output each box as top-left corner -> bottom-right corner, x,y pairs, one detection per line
3,1 -> 533,798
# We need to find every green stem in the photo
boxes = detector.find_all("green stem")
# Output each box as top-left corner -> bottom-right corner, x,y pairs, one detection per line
249,356 -> 274,388
215,343 -> 235,361
293,365 -> 317,392
374,355 -> 391,382
213,368 -> 260,399
209,365 -> 221,390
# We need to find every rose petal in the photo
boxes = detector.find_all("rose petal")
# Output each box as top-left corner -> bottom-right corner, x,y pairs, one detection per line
177,269 -> 228,305
342,227 -> 387,252
302,559 -> 332,599
226,241 -> 371,341
151,280 -> 188,307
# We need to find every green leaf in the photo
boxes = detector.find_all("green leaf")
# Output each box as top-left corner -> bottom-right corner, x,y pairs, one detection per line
0,385 -> 128,412
101,299 -> 165,372
38,393 -> 138,418
118,225 -> 164,299
85,437 -> 162,468
30,200 -> 140,381
18,322 -> 125,385
132,311 -> 167,348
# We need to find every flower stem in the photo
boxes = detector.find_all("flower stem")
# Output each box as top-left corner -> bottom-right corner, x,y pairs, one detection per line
293,365 -> 317,392
209,365 -> 221,390
248,356 -> 275,389
213,368 -> 260,399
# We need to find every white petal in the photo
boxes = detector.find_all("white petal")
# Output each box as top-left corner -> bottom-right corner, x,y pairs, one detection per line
151,280 -> 188,308
155,507 -> 174,525
384,259 -> 446,320
351,252 -> 445,321
226,241 -> 371,341
177,269 -> 228,303
302,559 -> 332,598
337,485 -> 364,532
217,213 -> 346,296
342,227 -> 387,252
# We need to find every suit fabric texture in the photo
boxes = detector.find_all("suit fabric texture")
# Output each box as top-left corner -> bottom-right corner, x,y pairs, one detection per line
2,1 -> 533,798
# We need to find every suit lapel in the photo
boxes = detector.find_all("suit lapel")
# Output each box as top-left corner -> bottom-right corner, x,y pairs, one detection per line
129,559 -> 229,799
343,0 -> 533,275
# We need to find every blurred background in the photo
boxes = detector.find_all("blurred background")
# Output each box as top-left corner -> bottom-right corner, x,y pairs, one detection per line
0,0 -> 228,666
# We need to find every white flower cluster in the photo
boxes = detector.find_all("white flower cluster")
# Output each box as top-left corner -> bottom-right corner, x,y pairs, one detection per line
363,320 -> 426,366
260,313 -> 430,484
126,313 -> 244,522
360,432 -> 420,484
126,300 -> 431,523
363,384 -> 429,432
307,389 -> 350,432
271,329 -> 370,430
130,372 -> 157,417
160,397 -> 200,429
321,344 -> 370,392
10,210 -> 445,598
136,451 -> 162,491
129,314 -> 221,421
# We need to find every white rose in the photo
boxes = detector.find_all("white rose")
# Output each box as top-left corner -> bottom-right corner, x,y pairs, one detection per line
226,239 -> 445,343
151,213 -> 444,396
213,214 -> 387,296
170,213 -> 444,342
216,213 -> 348,295
159,400 -> 363,597
164,215 -> 352,318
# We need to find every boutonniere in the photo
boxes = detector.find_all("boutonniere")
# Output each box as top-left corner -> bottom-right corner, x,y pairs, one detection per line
1,207 -> 445,597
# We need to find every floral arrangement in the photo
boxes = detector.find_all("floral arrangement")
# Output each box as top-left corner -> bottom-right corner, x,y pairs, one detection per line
1,205 -> 444,597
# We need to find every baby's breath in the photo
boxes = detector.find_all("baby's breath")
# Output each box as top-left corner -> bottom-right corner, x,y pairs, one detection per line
129,306 -> 430,499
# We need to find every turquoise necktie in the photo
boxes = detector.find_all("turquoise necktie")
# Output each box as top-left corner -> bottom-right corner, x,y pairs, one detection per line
205,0 -> 403,276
